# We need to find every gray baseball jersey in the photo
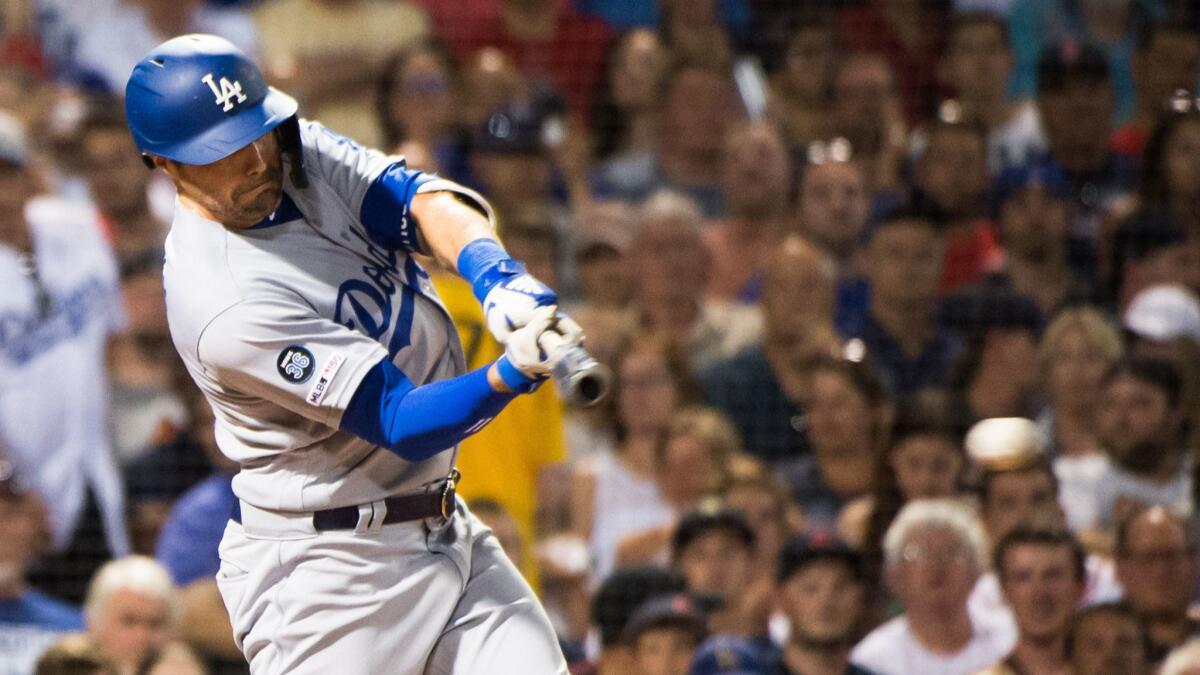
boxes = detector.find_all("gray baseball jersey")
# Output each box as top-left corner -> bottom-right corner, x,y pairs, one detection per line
165,119 -> 481,512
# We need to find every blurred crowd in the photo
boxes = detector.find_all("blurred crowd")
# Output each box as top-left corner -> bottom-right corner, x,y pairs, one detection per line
1,0 -> 1200,674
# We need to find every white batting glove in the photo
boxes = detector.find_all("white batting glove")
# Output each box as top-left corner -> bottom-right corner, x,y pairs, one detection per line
481,273 -> 558,344
495,307 -> 584,392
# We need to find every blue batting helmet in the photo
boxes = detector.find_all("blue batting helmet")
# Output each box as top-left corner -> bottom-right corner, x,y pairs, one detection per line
124,34 -> 298,166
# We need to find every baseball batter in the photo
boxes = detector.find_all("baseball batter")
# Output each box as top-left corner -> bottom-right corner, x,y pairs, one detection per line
123,35 -> 578,674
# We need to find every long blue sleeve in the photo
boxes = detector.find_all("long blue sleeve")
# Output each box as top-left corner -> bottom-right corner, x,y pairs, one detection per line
339,358 -> 516,461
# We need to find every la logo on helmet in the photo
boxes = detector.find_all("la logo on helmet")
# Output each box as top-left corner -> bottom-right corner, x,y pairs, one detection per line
201,72 -> 248,112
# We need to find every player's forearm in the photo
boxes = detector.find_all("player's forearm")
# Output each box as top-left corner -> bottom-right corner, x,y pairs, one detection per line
410,192 -> 497,273
340,357 -> 524,461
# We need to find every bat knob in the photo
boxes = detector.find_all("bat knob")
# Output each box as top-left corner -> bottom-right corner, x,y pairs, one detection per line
550,344 -> 612,408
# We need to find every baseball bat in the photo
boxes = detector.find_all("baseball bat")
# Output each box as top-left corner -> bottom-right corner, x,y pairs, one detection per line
537,330 -> 612,408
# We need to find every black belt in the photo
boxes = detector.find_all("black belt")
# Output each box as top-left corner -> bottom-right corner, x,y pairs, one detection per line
231,470 -> 459,531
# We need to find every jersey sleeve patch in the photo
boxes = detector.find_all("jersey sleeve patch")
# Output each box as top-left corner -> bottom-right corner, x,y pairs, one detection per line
307,352 -> 347,405
277,345 -> 316,384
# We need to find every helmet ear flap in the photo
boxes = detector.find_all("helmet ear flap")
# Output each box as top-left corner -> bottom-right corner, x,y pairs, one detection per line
275,116 -> 308,189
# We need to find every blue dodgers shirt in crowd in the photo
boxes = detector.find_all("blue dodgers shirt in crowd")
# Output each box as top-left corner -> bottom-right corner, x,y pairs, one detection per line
156,474 -> 237,586
0,590 -> 84,675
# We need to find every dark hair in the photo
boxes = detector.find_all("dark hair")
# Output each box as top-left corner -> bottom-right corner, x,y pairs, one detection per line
947,10 -> 1010,46
374,40 -> 457,150
1102,356 -> 1184,409
1066,602 -> 1147,659
591,566 -> 687,647
591,29 -> 669,161
994,526 -> 1086,584
605,334 -> 701,443
1135,20 -> 1200,51
979,460 -> 1060,513
1138,100 -> 1200,207
671,507 -> 756,563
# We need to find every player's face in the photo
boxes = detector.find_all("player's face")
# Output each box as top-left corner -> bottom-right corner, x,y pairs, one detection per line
161,129 -> 283,229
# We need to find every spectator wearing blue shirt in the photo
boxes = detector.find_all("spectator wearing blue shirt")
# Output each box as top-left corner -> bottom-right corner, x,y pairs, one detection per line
0,466 -> 84,675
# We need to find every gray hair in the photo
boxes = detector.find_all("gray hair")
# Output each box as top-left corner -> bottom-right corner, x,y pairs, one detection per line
883,498 -> 989,574
84,555 -> 180,629
638,190 -> 704,229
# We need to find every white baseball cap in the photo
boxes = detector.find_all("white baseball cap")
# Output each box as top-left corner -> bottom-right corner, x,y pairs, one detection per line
1123,284 -> 1200,346
965,417 -> 1047,471
0,111 -> 28,167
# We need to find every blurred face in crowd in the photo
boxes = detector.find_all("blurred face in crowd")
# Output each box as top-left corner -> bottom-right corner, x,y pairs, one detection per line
1045,325 -> 1115,414
1001,186 -> 1070,262
1116,508 -> 1197,617
0,491 -> 45,592
891,525 -> 979,617
121,266 -> 169,339
999,543 -> 1084,642
574,202 -> 634,308
157,130 -> 283,230
889,435 -> 962,500
724,483 -> 787,568
1163,117 -> 1200,204
978,327 -> 1042,399
798,160 -> 870,261
804,368 -> 876,459
89,589 -> 172,672
983,469 -> 1060,543
460,48 -> 525,128
942,19 -> 1011,103
471,151 -> 551,215
1070,609 -> 1148,675
1098,373 -> 1177,471
617,345 -> 680,439
721,122 -> 790,217
781,25 -> 836,101
633,217 -> 707,331
660,433 -> 721,508
388,49 -> 453,143
779,560 -> 864,647
611,29 -> 665,112
81,126 -> 150,219
675,529 -> 752,602
916,126 -> 989,217
1124,243 -> 1200,300
761,238 -> 838,365
632,626 -> 701,675
1038,78 -> 1114,173
1135,29 -> 1200,120
832,54 -> 894,154
664,68 -> 737,160
867,219 -> 944,309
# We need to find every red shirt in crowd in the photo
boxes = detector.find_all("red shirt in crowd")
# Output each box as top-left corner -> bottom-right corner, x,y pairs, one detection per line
839,4 -> 947,126
419,0 -> 612,121
941,218 -> 1005,294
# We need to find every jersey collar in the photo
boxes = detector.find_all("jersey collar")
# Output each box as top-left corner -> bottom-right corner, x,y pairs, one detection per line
249,191 -> 305,229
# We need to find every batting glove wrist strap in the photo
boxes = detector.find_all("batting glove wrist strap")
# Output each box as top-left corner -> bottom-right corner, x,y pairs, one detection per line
495,355 -> 543,393
458,238 -> 525,303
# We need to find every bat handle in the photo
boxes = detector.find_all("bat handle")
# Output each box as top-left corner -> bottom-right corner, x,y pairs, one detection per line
537,330 -> 612,408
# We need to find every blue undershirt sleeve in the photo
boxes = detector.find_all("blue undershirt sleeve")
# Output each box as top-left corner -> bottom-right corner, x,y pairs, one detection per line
339,358 -> 517,462
359,162 -> 437,254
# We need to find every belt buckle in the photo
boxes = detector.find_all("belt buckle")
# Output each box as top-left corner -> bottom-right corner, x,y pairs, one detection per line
440,468 -> 461,519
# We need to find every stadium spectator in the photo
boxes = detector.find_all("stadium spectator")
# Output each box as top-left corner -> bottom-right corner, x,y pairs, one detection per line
796,141 -> 871,276
767,533 -> 874,675
0,111 -> 129,603
571,335 -> 695,581
1114,22 -> 1200,156
700,235 -> 838,464
670,506 -> 760,638
704,121 -> 791,305
850,499 -> 1015,674
1036,307 -> 1124,531
842,209 -> 955,396
979,528 -> 1085,675
589,566 -> 686,675
1161,639 -> 1200,675
254,0 -> 428,148
1123,285 -> 1200,444
938,12 -> 1045,172
594,67 -> 741,216
375,43 -> 463,175
419,0 -> 612,121
0,466 -> 84,675
34,635 -> 118,675
629,191 -> 759,371
1094,357 -> 1191,528
83,556 -> 182,675
622,593 -> 709,675
1114,506 -> 1200,662
570,201 -> 636,314
788,356 -> 889,533
1109,208 -> 1200,311
1134,91 -> 1200,237
591,29 -> 666,166
467,98 -> 560,223
828,53 -> 906,194
1067,602 -> 1151,675
769,13 -> 837,150
661,0 -> 733,71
